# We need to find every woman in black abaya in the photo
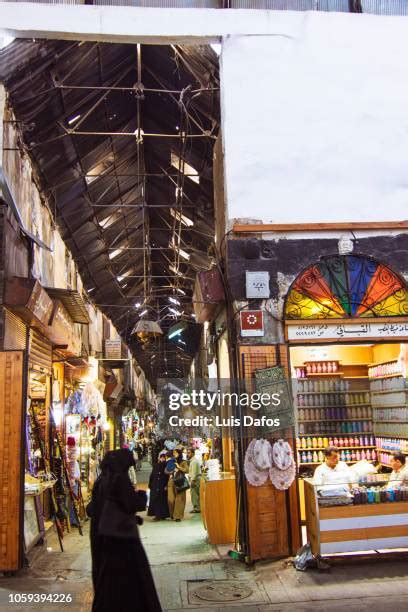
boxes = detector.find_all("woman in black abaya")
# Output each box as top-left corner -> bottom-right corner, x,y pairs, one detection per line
87,449 -> 162,612
147,450 -> 170,520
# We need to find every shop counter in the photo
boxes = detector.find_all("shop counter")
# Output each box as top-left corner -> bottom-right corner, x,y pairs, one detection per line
304,478 -> 408,556
200,473 -> 237,545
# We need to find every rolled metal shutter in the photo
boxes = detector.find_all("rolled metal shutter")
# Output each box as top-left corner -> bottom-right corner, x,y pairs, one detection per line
1,308 -> 27,351
29,329 -> 52,374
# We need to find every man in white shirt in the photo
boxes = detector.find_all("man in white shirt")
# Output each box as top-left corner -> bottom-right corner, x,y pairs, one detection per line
313,446 -> 352,494
387,452 -> 408,489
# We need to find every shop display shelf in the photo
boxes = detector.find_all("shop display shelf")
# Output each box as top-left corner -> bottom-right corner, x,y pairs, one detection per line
297,392 -> 371,398
369,373 -> 403,380
371,389 -> 408,395
374,420 -> 407,423
299,460 -> 371,466
368,359 -> 399,367
298,418 -> 373,423
374,433 -> 408,439
298,404 -> 371,409
373,405 -> 408,409
297,446 -> 376,451
376,448 -> 407,454
298,432 -> 374,436
304,372 -> 344,377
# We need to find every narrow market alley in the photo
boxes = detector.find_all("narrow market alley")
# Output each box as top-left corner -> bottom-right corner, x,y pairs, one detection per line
3,6 -> 408,612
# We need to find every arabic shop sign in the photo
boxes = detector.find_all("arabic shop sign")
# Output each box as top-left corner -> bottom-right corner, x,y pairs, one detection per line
287,321 -> 408,341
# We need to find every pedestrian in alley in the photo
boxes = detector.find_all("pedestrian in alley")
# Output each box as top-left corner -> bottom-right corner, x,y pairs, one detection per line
87,448 -> 162,612
187,447 -> 201,514
166,447 -> 189,522
147,450 -> 170,521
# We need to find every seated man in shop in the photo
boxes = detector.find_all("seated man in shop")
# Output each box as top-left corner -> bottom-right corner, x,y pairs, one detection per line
387,452 -> 408,489
313,446 -> 352,495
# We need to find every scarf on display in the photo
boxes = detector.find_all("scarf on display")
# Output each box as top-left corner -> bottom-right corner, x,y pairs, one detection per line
244,438 -> 295,491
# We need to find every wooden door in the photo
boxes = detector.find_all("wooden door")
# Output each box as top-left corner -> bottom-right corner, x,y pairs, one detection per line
0,351 -> 24,572
239,344 -> 301,561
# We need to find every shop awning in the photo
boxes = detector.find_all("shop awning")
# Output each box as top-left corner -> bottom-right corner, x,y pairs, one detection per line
44,288 -> 90,324
98,358 -> 130,369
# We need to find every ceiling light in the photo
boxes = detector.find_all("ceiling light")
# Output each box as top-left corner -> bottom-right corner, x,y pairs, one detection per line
139,309 -> 148,317
131,319 -> 163,343
134,302 -> 141,308
109,248 -> 122,260
68,114 -> 81,126
191,313 -> 196,318
169,297 -> 181,306
170,208 -> 194,227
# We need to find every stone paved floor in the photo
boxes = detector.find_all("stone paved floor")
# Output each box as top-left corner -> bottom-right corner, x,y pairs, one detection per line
2,463 -> 408,611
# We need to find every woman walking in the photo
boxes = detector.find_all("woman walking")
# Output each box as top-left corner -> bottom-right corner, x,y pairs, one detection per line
87,449 -> 162,612
148,450 -> 170,521
166,447 -> 189,522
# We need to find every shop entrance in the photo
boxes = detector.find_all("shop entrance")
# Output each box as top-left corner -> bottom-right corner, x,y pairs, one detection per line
284,254 -> 408,556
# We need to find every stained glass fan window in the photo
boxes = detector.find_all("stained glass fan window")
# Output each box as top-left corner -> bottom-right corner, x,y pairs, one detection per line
285,255 -> 408,320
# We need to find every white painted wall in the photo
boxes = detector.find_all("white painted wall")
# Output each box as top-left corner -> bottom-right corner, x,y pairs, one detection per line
221,12 -> 408,223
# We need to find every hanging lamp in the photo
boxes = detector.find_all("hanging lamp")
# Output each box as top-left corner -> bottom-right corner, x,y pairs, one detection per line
131,319 -> 163,343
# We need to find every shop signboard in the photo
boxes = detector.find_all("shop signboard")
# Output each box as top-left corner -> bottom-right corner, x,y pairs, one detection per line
245,271 -> 270,298
4,277 -> 53,328
240,310 -> 264,337
287,321 -> 408,342
104,339 -> 122,360
47,300 -> 75,349
254,365 -> 295,434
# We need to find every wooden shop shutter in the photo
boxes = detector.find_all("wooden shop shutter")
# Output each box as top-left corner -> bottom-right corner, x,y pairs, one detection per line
0,352 -> 24,572
239,344 -> 300,561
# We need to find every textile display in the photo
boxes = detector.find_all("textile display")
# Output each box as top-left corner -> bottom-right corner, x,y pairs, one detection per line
244,438 -> 296,491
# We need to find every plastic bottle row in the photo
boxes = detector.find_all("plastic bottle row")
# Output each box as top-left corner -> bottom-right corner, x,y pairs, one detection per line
298,393 -> 369,407
373,407 -> 408,422
296,435 -> 375,450
370,377 -> 406,392
298,406 -> 371,421
298,421 -> 372,435
374,423 -> 408,437
352,486 -> 408,504
299,448 -> 377,464
368,361 -> 401,378
296,378 -> 347,392
376,437 -> 408,453
371,392 -> 406,407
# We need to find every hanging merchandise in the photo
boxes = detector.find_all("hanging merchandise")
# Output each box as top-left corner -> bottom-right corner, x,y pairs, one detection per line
244,439 -> 272,487
81,382 -> 106,421
269,439 -> 296,491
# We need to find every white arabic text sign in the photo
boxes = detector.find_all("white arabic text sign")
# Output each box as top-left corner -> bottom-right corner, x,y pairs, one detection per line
287,321 -> 408,341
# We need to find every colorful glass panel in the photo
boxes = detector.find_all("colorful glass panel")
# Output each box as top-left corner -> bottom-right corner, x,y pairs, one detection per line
285,290 -> 345,320
293,266 -> 344,316
356,264 -> 403,316
285,255 -> 408,320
